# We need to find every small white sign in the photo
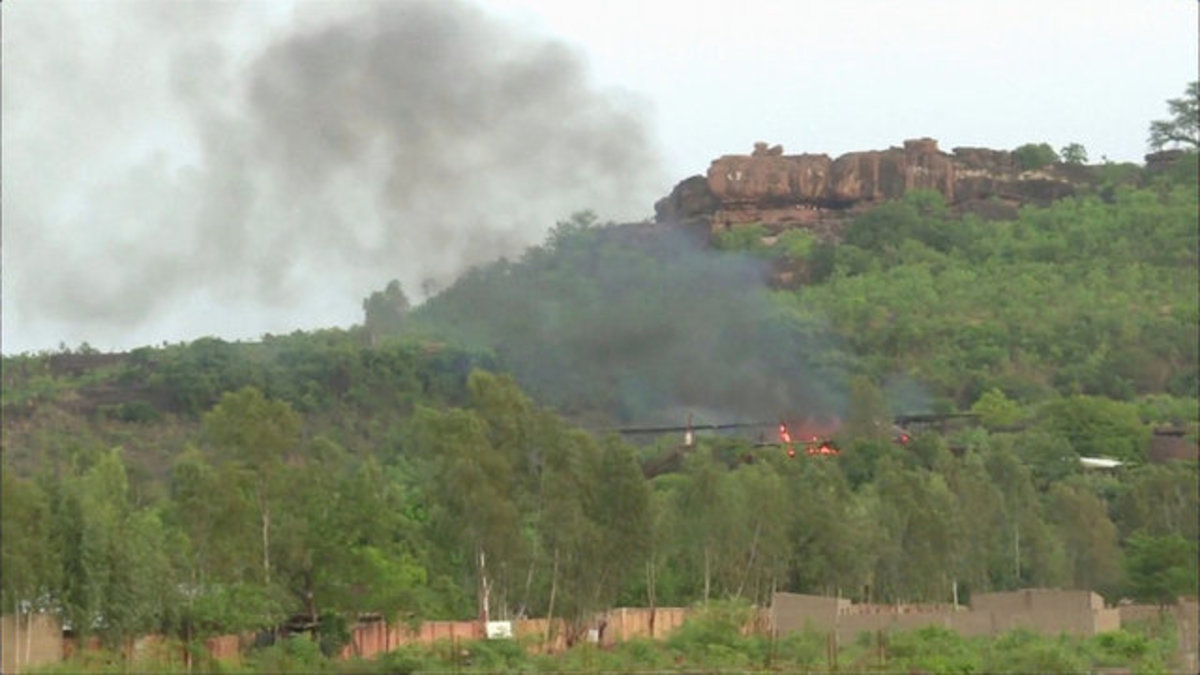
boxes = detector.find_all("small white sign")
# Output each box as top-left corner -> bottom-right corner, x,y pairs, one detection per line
486,621 -> 513,639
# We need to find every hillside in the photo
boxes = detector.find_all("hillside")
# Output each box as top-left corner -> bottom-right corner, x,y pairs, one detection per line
397,145 -> 1197,425
1,138 -> 1197,665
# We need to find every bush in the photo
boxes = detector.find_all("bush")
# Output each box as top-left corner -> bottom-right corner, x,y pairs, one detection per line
666,600 -> 754,655
374,645 -> 438,674
247,635 -> 333,673
985,629 -> 1089,673
610,637 -> 675,670
774,629 -> 827,667
713,223 -> 769,252
883,625 -> 983,673
1013,143 -> 1061,171
459,637 -> 528,671
1092,629 -> 1151,664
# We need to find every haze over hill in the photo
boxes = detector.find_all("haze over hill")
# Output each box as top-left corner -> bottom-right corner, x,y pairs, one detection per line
2,0 -> 1196,354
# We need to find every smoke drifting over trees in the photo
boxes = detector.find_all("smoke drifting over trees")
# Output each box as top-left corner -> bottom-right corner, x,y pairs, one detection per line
406,221 -> 850,424
2,1 -> 663,353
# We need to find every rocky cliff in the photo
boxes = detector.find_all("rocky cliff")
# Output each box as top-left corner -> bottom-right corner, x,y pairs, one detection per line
655,138 -> 1091,234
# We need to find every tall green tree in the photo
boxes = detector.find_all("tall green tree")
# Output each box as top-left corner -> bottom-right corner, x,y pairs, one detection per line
673,449 -> 738,603
983,447 -> 1067,588
50,448 -> 179,647
1037,395 -> 1148,462
786,456 -> 872,599
411,406 -> 522,621
943,452 -> 1009,597
1046,482 -> 1121,593
869,460 -> 960,602
1060,143 -> 1089,164
1,471 -> 57,671
844,376 -> 893,442
1114,463 -> 1200,541
1122,534 -> 1198,606
590,436 -> 652,608
362,279 -> 410,345
204,386 -> 302,585
1148,81 -> 1199,150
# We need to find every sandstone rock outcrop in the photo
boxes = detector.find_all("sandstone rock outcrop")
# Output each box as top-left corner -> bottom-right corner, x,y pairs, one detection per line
655,138 -> 1088,233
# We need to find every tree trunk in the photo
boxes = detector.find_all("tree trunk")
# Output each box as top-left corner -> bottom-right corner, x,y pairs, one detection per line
703,546 -> 712,604
518,540 -> 539,619
477,546 -> 492,624
1013,522 -> 1020,581
260,488 -> 272,585
545,546 -> 560,647
645,558 -> 657,638
735,519 -> 762,599
24,610 -> 33,673
305,570 -> 318,624
13,606 -> 22,675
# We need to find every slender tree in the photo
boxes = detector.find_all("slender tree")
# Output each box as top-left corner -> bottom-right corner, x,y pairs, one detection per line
204,386 -> 301,586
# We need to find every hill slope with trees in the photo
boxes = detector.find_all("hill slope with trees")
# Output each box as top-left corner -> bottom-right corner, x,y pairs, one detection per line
1,85 -> 1197,666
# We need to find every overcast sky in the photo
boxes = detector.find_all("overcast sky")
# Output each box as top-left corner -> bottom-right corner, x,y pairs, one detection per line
2,0 -> 1196,355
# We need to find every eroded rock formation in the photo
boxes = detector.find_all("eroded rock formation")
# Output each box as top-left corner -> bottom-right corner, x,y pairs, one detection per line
655,138 -> 1086,233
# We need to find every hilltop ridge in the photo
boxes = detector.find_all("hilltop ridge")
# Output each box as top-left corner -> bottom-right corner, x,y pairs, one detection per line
654,138 -> 1160,234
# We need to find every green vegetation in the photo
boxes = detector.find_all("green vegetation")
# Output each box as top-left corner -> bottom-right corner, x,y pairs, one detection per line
1012,142 -> 1060,170
1060,142 -> 1088,164
1148,80 -> 1199,151
4,87 -> 1199,672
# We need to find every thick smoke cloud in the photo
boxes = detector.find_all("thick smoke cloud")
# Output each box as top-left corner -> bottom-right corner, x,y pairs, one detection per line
2,1 -> 663,353
410,224 -> 850,425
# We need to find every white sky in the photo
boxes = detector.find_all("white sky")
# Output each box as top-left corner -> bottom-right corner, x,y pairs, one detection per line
2,0 -> 1197,355
494,0 -> 1198,173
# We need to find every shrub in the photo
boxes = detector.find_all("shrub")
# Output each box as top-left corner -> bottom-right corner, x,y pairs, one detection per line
886,625 -> 983,674
247,635 -> 333,674
665,600 -> 755,655
460,637 -> 529,671
775,629 -> 827,666
712,223 -> 769,252
1013,143 -> 1061,171
374,645 -> 437,675
1092,629 -> 1151,664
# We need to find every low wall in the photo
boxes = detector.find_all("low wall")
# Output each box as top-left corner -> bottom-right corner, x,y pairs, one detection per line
1118,603 -> 1166,625
1177,598 -> 1198,675
770,593 -> 844,635
838,611 -> 952,639
341,608 -> 694,660
341,619 -> 482,659
205,633 -> 245,663
972,589 -> 1104,614
773,589 -> 1119,640
1,613 -> 62,674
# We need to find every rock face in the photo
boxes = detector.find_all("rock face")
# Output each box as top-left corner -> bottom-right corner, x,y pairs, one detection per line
655,138 -> 1085,233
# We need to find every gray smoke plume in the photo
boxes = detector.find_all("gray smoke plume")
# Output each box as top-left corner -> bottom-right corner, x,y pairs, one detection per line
1,1 -> 663,353
409,223 -> 851,425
